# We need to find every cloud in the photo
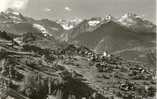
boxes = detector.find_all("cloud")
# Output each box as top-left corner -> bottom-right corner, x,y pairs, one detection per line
0,0 -> 29,12
64,6 -> 72,12
44,8 -> 52,12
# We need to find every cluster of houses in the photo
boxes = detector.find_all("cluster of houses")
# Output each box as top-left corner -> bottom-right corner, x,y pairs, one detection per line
128,66 -> 153,80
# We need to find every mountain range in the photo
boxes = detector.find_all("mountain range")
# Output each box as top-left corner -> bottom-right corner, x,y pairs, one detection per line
0,9 -> 156,99
0,9 -> 156,65
61,14 -> 156,65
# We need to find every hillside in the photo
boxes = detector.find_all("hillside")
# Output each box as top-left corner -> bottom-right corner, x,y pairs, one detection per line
0,30 -> 156,99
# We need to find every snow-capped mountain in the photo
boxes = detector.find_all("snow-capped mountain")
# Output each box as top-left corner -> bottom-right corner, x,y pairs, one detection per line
0,9 -> 64,38
62,14 -> 156,65
63,13 -> 155,41
118,13 -> 138,26
57,18 -> 82,30
88,20 -> 100,26
0,9 -> 26,24
63,17 -> 105,40
118,13 -> 156,33
87,17 -> 103,26
104,15 -> 118,23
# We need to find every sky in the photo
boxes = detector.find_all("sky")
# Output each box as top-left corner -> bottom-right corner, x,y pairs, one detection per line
0,0 -> 156,22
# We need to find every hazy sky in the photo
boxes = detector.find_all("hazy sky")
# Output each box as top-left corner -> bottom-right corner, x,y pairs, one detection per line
1,0 -> 156,22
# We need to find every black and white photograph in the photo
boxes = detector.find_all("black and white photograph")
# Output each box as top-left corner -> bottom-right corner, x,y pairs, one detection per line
0,0 -> 156,99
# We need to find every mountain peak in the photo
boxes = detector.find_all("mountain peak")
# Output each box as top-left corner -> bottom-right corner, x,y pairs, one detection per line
105,15 -> 112,20
5,8 -> 21,16
0,8 -> 25,23
118,13 -> 155,33
104,15 -> 118,23
118,13 -> 143,26
121,13 -> 144,20
57,18 -> 82,30
87,17 -> 103,26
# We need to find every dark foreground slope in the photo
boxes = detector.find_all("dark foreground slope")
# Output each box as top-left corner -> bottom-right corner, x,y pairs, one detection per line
0,31 -> 156,99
